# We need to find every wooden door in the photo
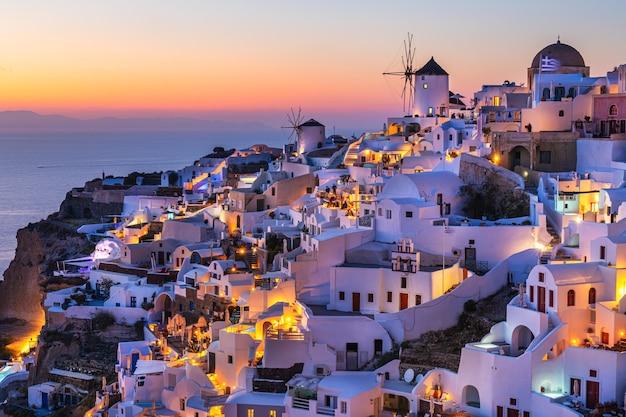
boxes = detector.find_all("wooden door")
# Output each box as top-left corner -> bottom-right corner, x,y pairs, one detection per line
586,380 -> 599,409
537,286 -> 546,313
400,293 -> 408,310
352,292 -> 360,312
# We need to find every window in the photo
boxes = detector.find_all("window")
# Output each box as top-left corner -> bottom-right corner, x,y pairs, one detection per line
386,210 -> 392,219
269,411 -> 277,417
493,96 -> 500,106
529,286 -> 534,303
538,272 -> 544,282
600,245 -> 606,260
567,289 -> 575,306
180,399 -> 185,411
247,410 -> 254,417
589,369 -> 597,378
539,151 -> 551,164
339,291 -> 345,301
589,287 -> 596,304
558,110 -> 564,117
610,104 -> 618,116
415,294 -> 422,305
405,211 -> 413,218
190,301 -> 195,312
368,293 -> 374,302
428,107 -> 434,115
549,290 -> 554,307
228,355 -> 233,364
271,187 -> 275,196
340,401 -> 347,413
306,187 -> 313,194
401,277 -> 407,288
510,398 -> 517,406
469,239 -> 475,245
387,292 -> 393,303
423,83 -> 428,89
378,208 -> 382,216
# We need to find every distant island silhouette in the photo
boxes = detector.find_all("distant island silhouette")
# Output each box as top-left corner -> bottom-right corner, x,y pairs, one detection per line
0,110 -> 271,130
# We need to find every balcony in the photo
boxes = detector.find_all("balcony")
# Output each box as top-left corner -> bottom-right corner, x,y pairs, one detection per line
266,328 -> 305,341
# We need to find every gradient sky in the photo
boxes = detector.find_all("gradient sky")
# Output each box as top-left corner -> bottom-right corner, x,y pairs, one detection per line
1,0 -> 625,130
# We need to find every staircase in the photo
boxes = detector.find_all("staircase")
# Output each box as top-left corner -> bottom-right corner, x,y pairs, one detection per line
540,222 -> 562,264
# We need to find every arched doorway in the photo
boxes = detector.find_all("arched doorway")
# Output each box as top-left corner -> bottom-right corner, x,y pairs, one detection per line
463,385 -> 480,408
152,292 -> 173,322
509,146 -> 531,170
511,325 -> 534,356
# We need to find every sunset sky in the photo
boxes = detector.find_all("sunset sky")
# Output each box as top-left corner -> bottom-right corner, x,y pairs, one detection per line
1,0 -> 625,130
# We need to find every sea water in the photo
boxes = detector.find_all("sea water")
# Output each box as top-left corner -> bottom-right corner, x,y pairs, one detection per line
0,128 -> 287,277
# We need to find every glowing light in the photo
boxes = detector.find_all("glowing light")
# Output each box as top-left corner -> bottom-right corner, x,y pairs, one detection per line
572,339 -> 578,346
534,242 -> 545,251
576,216 -> 582,223
493,154 -> 500,164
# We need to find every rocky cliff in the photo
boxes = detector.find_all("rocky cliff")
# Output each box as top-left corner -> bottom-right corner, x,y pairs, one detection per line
0,179 -> 124,354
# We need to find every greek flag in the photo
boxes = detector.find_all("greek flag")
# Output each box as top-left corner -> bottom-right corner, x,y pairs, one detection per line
541,55 -> 560,72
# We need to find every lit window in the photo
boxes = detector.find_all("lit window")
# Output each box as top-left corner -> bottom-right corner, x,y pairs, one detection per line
423,83 -> 428,89
247,409 -> 254,417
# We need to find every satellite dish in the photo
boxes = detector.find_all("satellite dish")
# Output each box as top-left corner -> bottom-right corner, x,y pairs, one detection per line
404,368 -> 415,383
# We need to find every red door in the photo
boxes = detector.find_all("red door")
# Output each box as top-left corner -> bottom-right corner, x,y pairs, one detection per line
400,293 -> 408,310
586,381 -> 599,409
352,293 -> 360,312
537,286 -> 546,313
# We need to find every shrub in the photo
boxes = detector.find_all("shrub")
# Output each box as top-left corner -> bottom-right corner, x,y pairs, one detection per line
92,312 -> 116,330
464,299 -> 477,313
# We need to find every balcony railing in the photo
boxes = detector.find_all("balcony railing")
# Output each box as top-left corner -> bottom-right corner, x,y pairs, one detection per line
266,328 -> 305,341
316,405 -> 335,416
292,397 -> 310,410
460,260 -> 489,272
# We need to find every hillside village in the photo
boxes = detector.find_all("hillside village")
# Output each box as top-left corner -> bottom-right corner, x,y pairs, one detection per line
3,38 -> 626,417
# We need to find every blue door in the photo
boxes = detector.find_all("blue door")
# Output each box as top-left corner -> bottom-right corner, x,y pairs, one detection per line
131,352 -> 139,373
42,392 -> 48,409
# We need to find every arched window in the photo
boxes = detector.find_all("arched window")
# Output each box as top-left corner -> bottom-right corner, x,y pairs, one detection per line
568,87 -> 576,98
588,287 -> 596,304
610,104 -> 618,116
190,252 -> 200,264
567,289 -> 576,306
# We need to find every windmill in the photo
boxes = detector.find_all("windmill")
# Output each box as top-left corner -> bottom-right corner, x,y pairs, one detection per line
383,33 -> 416,115
281,107 -> 305,145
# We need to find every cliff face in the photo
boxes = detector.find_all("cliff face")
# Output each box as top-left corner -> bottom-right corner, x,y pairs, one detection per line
0,221 -> 92,322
